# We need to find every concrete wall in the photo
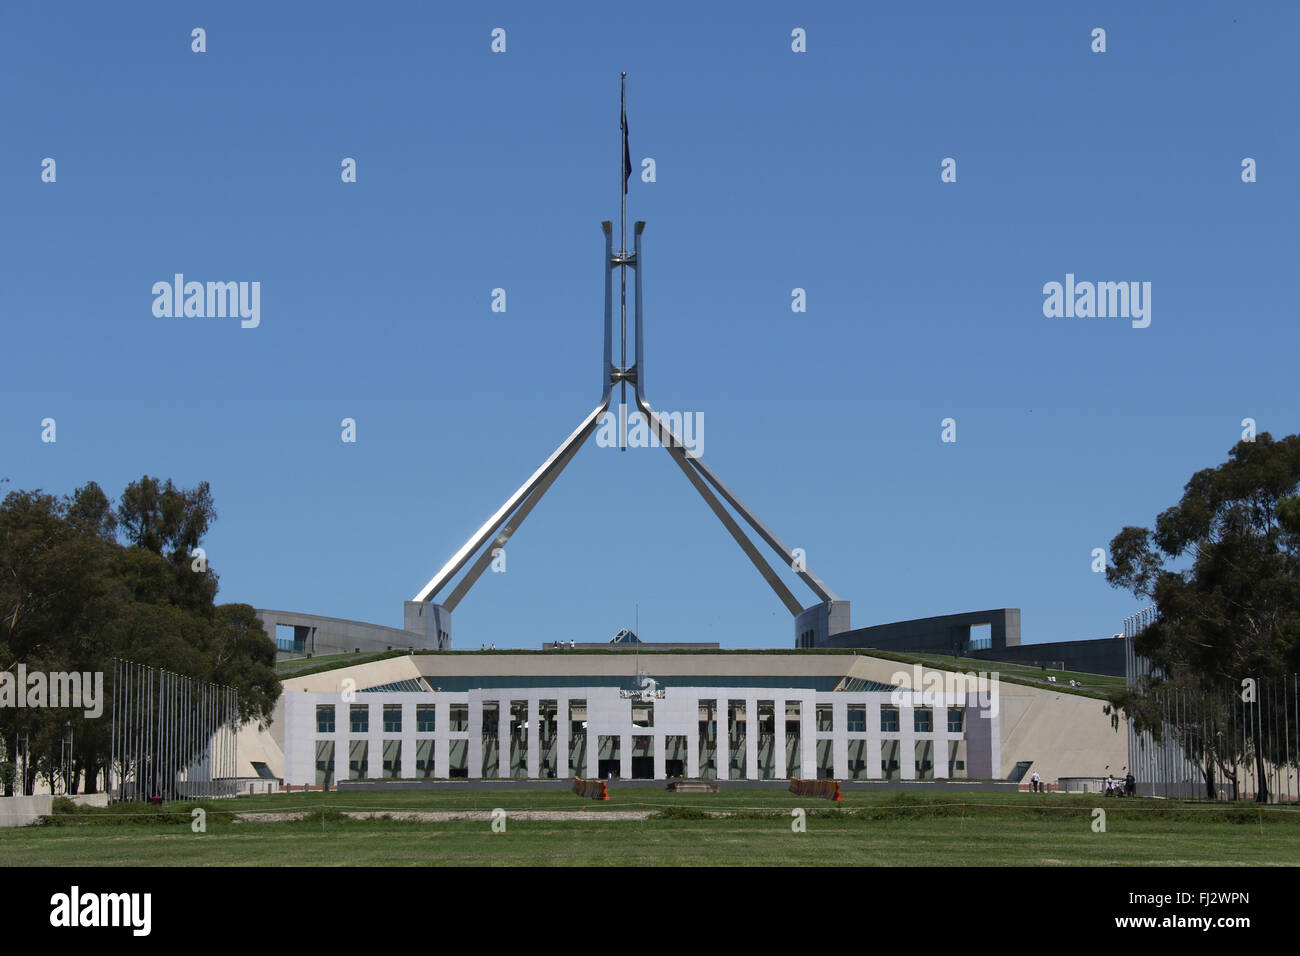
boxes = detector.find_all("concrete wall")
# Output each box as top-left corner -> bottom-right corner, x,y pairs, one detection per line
795,600 -> 853,648
820,608 -> 1021,654
0,795 -> 52,828
971,637 -> 1127,677
536,642 -> 721,651
258,609 -> 434,660
995,687 -> 1126,783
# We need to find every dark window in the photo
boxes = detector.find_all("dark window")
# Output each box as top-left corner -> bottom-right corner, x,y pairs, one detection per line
847,705 -> 866,733
383,705 -> 402,734
914,708 -> 933,733
350,705 -> 369,734
417,704 -> 436,732
880,707 -> 899,733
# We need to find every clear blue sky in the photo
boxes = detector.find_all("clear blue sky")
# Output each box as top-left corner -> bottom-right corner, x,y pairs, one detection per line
3,2 -> 1296,649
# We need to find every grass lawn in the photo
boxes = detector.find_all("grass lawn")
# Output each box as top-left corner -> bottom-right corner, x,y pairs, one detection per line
2,789 -> 1296,866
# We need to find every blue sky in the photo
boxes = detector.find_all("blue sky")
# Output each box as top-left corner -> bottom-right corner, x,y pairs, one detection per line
3,2 -> 1297,650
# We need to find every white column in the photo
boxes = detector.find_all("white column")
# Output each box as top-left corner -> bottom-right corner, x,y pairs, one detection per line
687,696 -> 701,778
933,696 -> 949,778
832,699 -> 848,780
333,700 -> 345,788
802,696 -> 816,779
774,698 -> 787,779
868,699 -> 883,779
901,704 -> 916,779
557,696 -> 570,778
368,701 -> 381,780
526,698 -> 539,778
401,702 -> 415,778
435,733 -> 449,779
716,701 -> 730,780
746,695 -> 759,780
467,696 -> 482,780
498,699 -> 510,778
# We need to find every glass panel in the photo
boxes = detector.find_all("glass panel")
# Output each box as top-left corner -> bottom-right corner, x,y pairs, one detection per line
539,700 -> 558,779
348,740 -> 368,779
448,739 -> 468,778
915,740 -> 934,780
569,700 -> 587,777
757,701 -> 776,779
881,740 -> 900,781
382,739 -> 401,778
816,739 -> 834,779
481,701 -> 499,778
314,741 -> 335,787
383,705 -> 402,734
847,739 -> 871,779
816,704 -> 834,732
847,705 -> 866,733
880,706 -> 899,733
947,708 -> 964,733
914,708 -> 933,733
316,705 -> 335,734
417,704 -> 436,733
449,704 -> 468,732
509,701 -> 529,778
785,702 -> 801,778
728,700 -> 747,780
415,739 -> 435,778
349,705 -> 369,734
698,700 -> 717,780
948,740 -> 967,778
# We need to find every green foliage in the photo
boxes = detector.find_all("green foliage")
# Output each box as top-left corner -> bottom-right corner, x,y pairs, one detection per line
41,798 -> 222,827
1105,432 -> 1300,800
1107,433 -> 1300,680
0,477 -> 280,794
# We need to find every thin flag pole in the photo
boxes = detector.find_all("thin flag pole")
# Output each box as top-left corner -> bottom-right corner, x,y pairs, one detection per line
619,71 -> 628,451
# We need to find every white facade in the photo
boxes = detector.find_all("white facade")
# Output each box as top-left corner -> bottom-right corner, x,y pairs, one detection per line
283,687 -> 999,787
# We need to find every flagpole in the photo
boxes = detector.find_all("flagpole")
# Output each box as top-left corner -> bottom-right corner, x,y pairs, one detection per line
619,72 -> 628,451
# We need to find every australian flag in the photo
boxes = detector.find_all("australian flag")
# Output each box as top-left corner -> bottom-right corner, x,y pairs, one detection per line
621,101 -> 631,194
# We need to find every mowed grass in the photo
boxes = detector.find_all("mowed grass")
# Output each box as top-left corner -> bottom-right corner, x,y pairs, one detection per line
4,789 -> 1297,866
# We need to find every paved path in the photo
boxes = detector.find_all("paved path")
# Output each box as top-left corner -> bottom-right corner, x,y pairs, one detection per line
235,809 -> 655,823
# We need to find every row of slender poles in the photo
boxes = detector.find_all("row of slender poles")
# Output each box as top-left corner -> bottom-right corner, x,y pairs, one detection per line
1125,609 -> 1298,802
110,658 -> 238,802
